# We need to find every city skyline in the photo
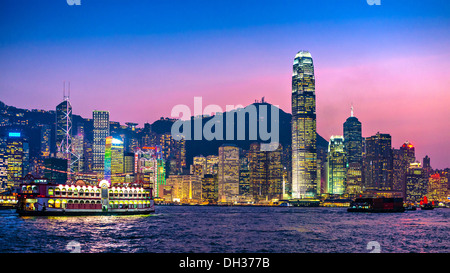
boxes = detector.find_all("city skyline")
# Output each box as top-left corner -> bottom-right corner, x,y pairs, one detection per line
1,0 -> 449,171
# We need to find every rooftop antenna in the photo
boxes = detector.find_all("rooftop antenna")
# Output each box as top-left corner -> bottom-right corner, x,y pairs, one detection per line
350,103 -> 354,117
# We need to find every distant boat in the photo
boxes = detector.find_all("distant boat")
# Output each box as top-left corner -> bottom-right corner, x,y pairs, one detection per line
347,197 -> 405,213
419,196 -> 435,210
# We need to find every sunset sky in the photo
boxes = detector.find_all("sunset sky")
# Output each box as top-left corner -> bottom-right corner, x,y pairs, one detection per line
0,0 -> 449,168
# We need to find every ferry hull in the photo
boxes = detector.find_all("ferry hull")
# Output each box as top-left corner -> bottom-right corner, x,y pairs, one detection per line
347,207 -> 405,213
16,208 -> 155,217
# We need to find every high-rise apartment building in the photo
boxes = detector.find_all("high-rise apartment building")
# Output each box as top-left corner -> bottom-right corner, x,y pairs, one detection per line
93,110 -> 110,173
218,144 -> 240,203
291,50 -> 317,198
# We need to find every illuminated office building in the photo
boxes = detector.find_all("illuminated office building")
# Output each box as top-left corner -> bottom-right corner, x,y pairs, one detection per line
0,141 -> 7,189
249,143 -> 283,202
392,141 -> 416,193
55,99 -> 72,159
427,172 -> 449,202
135,146 -> 165,197
343,107 -> 362,164
166,174 -> 202,203
345,162 -> 363,195
105,137 -> 124,186
206,155 -> 219,175
6,132 -> 29,188
193,155 -> 206,173
202,174 -> 218,204
239,150 -> 250,197
405,163 -> 427,204
363,132 -> 393,190
39,124 -> 51,158
291,50 -> 317,198
93,110 -> 110,173
327,136 -> 346,195
218,144 -> 240,203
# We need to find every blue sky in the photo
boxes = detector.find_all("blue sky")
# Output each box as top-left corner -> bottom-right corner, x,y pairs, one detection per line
0,0 -> 449,168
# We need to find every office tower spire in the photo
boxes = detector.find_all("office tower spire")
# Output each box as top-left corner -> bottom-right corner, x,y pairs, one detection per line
291,51 -> 317,198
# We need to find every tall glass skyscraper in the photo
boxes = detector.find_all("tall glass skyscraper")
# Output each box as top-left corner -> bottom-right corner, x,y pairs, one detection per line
93,110 -> 110,174
55,99 -> 72,159
291,51 -> 317,198
343,107 -> 362,165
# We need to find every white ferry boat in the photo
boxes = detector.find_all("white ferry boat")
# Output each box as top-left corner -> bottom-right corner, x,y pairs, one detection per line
16,179 -> 155,216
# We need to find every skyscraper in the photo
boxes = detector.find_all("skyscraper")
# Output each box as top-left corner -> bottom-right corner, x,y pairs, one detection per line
109,137 -> 124,186
392,141 -> 416,193
249,142 -> 283,202
363,132 -> 393,190
218,144 -> 240,203
55,99 -> 72,160
93,110 -> 110,173
405,163 -> 427,204
6,132 -> 29,188
343,106 -> 362,164
327,136 -> 346,195
291,50 -> 317,198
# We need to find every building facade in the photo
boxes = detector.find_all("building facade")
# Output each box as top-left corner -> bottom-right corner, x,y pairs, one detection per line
363,132 -> 393,190
218,144 -> 240,203
93,111 -> 110,174
327,136 -> 346,195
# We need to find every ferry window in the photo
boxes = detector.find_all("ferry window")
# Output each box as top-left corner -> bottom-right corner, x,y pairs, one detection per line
95,189 -> 100,197
22,186 -> 27,192
114,190 -> 118,197
55,189 -> 60,196
48,199 -> 54,208
32,186 -> 38,193
61,188 -> 66,196
119,191 -> 123,198
90,190 -> 95,197
68,189 -> 73,196
55,200 -> 61,208
48,187 -> 54,196
79,190 -> 84,197
124,191 -> 128,198
73,190 -> 78,197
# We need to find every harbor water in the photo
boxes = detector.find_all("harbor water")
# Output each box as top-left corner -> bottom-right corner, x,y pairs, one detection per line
0,206 -> 448,253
